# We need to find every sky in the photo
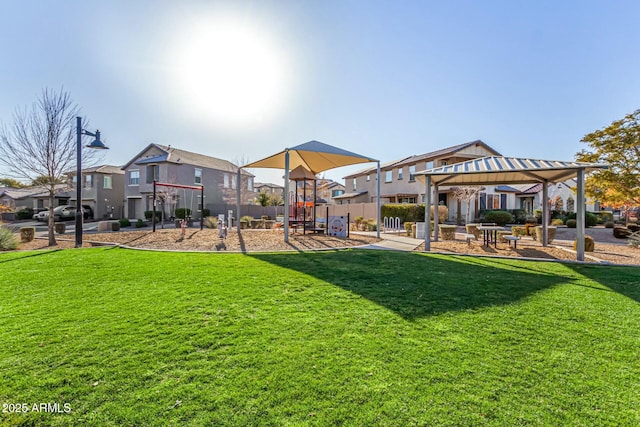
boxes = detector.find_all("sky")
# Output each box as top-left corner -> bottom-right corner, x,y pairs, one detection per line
1,0 -> 639,186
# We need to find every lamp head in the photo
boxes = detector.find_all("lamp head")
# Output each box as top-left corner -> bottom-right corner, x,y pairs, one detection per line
86,130 -> 109,150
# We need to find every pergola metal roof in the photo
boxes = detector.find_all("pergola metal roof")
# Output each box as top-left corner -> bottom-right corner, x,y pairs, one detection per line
415,156 -> 608,261
415,156 -> 608,186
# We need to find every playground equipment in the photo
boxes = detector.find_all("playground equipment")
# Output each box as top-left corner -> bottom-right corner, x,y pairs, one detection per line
288,165 -> 320,233
152,181 -> 204,232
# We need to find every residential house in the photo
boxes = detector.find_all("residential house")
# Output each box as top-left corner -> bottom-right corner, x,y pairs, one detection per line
339,140 -> 503,220
316,179 -> 345,204
0,185 -> 70,211
122,144 -> 255,219
254,182 -> 284,196
68,165 -> 125,220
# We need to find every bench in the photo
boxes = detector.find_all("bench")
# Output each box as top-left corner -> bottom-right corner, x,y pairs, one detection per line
462,233 -> 476,246
504,235 -> 521,248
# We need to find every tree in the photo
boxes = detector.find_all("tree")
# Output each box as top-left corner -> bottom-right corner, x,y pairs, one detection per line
575,109 -> 640,221
0,88 -> 100,246
451,186 -> 485,224
0,178 -> 26,188
31,175 -> 66,186
255,189 -> 271,207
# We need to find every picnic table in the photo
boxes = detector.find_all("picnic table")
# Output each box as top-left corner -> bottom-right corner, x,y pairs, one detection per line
478,225 -> 504,248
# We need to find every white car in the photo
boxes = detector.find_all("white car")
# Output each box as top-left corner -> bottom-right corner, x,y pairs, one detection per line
32,210 -> 50,222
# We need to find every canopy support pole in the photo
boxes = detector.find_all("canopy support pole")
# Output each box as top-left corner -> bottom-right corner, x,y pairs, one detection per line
376,161 -> 381,239
284,150 -> 290,243
433,183 -> 439,241
576,168 -> 586,261
542,180 -> 549,246
424,175 -> 432,251
236,168 -> 241,234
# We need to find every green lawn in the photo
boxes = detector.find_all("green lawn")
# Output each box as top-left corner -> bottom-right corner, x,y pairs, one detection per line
1,247 -> 639,426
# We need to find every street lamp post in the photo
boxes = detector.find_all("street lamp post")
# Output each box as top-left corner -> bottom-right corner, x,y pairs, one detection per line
76,116 -> 109,248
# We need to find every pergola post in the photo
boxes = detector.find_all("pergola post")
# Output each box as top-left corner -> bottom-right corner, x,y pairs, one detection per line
576,168 -> 586,261
376,161 -> 381,239
433,183 -> 439,242
542,179 -> 549,247
284,149 -> 290,243
236,168 -> 241,233
424,175 -> 432,251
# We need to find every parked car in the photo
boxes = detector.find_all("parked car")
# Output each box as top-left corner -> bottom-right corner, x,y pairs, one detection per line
53,205 -> 76,221
32,210 -> 49,222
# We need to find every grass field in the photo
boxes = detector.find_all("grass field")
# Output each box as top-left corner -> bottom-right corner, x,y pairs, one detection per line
1,247 -> 640,426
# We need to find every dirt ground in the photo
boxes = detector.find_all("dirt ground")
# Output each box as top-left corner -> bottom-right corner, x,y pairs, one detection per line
16,229 -> 381,253
10,225 -> 640,266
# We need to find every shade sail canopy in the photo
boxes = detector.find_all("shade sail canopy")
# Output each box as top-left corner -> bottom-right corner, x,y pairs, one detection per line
244,140 -> 377,174
415,156 -> 608,186
289,165 -> 317,181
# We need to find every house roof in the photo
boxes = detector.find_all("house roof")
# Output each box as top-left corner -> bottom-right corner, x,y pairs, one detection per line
342,140 -> 500,179
415,156 -> 608,186
1,184 -> 69,199
81,165 -> 125,175
254,182 -> 284,189
122,144 -> 254,176
333,191 -> 368,200
494,185 -> 520,192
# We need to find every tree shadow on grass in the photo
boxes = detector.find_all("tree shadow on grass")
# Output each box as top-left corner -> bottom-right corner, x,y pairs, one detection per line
566,263 -> 640,304
250,250 -> 569,319
0,248 -> 62,264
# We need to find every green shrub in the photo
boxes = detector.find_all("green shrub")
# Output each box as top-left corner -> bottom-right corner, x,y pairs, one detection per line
404,221 -> 414,236
574,235 -> 595,252
605,221 -> 614,229
0,227 -> 19,250
135,219 -> 146,228
203,216 -> 218,229
594,211 -> 614,224
381,204 -> 448,223
525,216 -> 539,224
483,210 -> 514,226
551,218 -> 564,226
119,218 -> 131,228
566,219 -> 577,228
566,212 -> 597,227
202,208 -> 211,218
511,226 -> 526,237
241,215 -> 253,223
175,208 -> 192,219
16,208 -> 34,220
144,210 -> 162,221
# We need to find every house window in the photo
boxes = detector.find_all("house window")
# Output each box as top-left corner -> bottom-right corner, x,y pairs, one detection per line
84,174 -> 93,189
130,170 -> 140,185
441,161 -> 447,166
232,174 -> 237,190
224,174 -> 230,188
352,178 -> 356,191
248,177 -> 253,191
366,174 -> 370,182
195,168 -> 202,184
399,197 -> 416,203
398,168 -> 403,180
385,170 -> 392,183
409,165 -> 416,181
426,161 -> 434,169
484,194 -> 505,210
146,165 -> 159,184
103,175 -> 112,189
332,189 -> 344,197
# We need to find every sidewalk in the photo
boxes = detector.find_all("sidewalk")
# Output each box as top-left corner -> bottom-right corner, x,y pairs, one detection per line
352,231 -> 422,251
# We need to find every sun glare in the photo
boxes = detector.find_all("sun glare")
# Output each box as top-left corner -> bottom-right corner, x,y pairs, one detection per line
172,20 -> 288,126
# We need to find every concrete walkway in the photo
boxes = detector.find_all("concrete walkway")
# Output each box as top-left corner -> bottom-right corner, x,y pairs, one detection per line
353,231 -> 422,251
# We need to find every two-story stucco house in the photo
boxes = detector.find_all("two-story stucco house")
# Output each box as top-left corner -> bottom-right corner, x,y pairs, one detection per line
121,144 -> 255,220
68,165 -> 125,219
338,140 -> 501,210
